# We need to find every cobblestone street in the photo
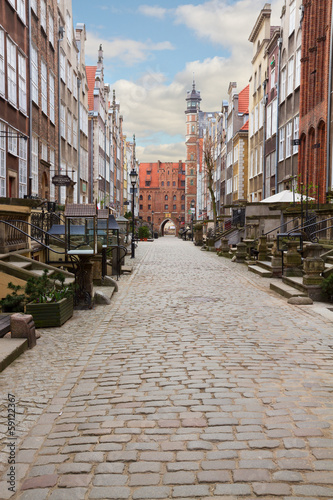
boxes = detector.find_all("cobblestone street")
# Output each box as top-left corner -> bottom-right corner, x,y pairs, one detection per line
1,236 -> 333,500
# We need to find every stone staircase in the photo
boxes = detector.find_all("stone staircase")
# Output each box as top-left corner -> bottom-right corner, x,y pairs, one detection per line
248,260 -> 273,278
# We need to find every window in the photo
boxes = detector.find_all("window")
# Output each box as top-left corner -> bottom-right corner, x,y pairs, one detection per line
259,145 -> 263,173
250,111 -> 254,137
289,0 -> 296,36
181,204 -> 185,210
145,181 -> 150,186
67,62 -> 71,92
167,181 -> 170,186
73,72 -> 77,99
8,128 -> 17,156
293,116 -> 299,154
139,195 -> 143,200
164,205 -> 168,210
190,169 -> 194,175
7,38 -> 17,106
181,181 -> 185,187
41,0 -> 47,32
295,47 -> 301,88
279,127 -> 285,161
49,73 -> 55,123
148,204 -> 151,210
73,117 -> 77,149
173,181 -> 176,186
67,111 -> 72,144
60,104 -> 66,138
271,67 -> 275,91
287,57 -> 294,96
41,59 -> 47,114
272,99 -> 277,136
31,0 -> 37,13
49,12 -> 54,46
233,174 -> 238,192
41,141 -> 47,162
250,151 -> 254,178
140,204 -> 143,210
253,72 -> 257,92
18,53 -> 27,113
286,121 -> 292,158
165,195 -> 168,200
17,0 -> 26,23
280,66 -> 286,101
0,30 -> 4,96
148,195 -> 151,200
173,205 -> 177,210
0,122 -> 6,197
161,181 -> 164,186
267,104 -> 272,138
31,135 -> 38,196
254,105 -> 258,133
259,99 -> 263,129
31,44 -> 38,104
190,179 -> 194,186
60,50 -> 65,82
66,11 -> 72,44
18,137 -> 27,198
173,195 -> 176,201
258,64 -> 261,88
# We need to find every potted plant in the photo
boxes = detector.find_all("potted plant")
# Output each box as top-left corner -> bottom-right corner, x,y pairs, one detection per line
321,274 -> 333,302
138,226 -> 150,241
25,270 -> 74,327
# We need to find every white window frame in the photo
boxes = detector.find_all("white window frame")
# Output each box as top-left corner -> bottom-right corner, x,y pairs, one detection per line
49,12 -> 54,47
295,47 -> 301,88
18,52 -> 27,113
271,67 -> 275,91
31,44 -> 38,104
73,72 -> 78,100
287,57 -> 294,96
279,127 -> 285,161
73,117 -> 77,150
293,115 -> 299,154
17,0 -> 26,23
272,98 -> 277,136
267,104 -> 272,139
30,0 -> 37,14
41,59 -> 47,115
31,135 -> 39,196
40,0 -> 47,32
49,149 -> 55,201
254,105 -> 259,133
281,66 -> 286,102
289,0 -> 296,36
67,61 -> 72,92
286,121 -> 292,158
8,127 -> 17,156
60,104 -> 66,138
67,110 -> 72,145
0,122 -> 6,197
66,11 -> 72,45
19,137 -> 27,198
49,72 -> 55,123
0,29 -> 4,97
7,37 -> 17,107
259,99 -> 264,129
60,50 -> 65,82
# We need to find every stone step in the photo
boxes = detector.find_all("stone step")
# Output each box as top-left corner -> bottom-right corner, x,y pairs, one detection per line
121,265 -> 133,274
0,338 -> 28,372
248,264 -> 272,278
93,286 -> 115,300
270,281 -> 307,299
9,261 -> 31,269
282,275 -> 307,294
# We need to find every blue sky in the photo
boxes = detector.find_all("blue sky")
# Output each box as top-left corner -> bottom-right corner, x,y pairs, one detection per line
72,0 -> 283,162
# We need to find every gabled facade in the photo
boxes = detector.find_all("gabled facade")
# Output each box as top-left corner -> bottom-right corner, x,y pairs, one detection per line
0,0 -> 29,198
248,3 -> 273,202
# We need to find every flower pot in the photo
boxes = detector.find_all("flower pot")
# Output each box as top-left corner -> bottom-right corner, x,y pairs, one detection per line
26,296 -> 73,328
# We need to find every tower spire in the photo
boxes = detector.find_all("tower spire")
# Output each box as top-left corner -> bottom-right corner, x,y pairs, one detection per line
192,73 -> 195,90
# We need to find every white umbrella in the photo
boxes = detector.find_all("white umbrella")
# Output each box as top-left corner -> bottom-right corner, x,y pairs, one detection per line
260,190 -> 315,203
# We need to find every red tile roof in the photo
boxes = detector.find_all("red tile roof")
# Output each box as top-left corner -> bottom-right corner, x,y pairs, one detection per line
238,84 -> 249,115
240,119 -> 249,131
86,66 -> 97,111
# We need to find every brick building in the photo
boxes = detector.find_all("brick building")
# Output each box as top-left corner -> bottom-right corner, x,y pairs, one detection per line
299,0 -> 332,203
185,81 -> 201,223
30,0 -> 59,201
1,0 -> 29,198
139,161 -> 185,235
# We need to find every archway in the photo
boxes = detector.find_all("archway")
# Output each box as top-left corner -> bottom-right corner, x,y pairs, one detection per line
160,218 -> 177,236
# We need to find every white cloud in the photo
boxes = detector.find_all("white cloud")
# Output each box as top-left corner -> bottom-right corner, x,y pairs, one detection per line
137,143 -> 185,163
85,32 -> 174,66
138,5 -> 169,19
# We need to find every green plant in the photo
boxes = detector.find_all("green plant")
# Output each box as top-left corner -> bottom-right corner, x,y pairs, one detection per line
138,226 -> 150,239
25,270 -> 74,304
0,282 -> 25,312
321,274 -> 333,302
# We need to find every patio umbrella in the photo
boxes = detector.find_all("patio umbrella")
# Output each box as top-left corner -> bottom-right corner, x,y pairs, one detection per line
260,190 -> 315,203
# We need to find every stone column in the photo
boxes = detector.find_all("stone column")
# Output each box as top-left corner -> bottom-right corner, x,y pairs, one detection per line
284,240 -> 302,277
258,235 -> 268,261
270,238 -> 282,277
235,241 -> 247,263
219,238 -> 230,257
302,243 -> 325,300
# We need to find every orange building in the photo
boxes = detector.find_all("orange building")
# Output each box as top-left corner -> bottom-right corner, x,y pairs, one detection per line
139,161 -> 186,235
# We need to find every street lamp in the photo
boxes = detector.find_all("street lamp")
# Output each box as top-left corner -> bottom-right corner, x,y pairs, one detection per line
151,210 -> 154,238
191,200 -> 195,242
130,168 -> 138,258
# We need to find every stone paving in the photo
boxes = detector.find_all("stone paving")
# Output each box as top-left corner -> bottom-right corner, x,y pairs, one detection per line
0,236 -> 333,500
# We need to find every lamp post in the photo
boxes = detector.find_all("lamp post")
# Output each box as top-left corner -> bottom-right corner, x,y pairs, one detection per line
130,168 -> 138,258
151,210 -> 154,237
191,200 -> 195,242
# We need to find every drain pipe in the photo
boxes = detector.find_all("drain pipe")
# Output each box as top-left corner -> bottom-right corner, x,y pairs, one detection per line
58,26 -> 64,204
326,1 -> 333,198
77,78 -> 81,204
262,78 -> 268,198
28,0 -> 32,196
275,37 -> 282,194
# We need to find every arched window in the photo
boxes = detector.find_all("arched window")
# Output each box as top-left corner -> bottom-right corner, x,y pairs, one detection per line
161,181 -> 164,186
173,195 -> 176,200
140,195 -> 143,200
165,195 -> 168,200
181,195 -> 185,200
190,179 -> 194,186
148,194 -> 151,200
190,153 -> 194,161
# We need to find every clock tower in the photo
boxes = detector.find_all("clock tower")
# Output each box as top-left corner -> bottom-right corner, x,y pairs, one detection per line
185,80 -> 201,223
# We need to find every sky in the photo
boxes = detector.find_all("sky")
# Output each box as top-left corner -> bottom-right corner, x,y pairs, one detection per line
71,0 -> 284,163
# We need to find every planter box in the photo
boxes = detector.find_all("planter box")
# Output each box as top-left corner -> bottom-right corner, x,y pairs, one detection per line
26,296 -> 73,328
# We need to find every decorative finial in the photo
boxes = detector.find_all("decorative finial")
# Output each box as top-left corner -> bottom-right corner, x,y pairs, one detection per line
192,73 -> 195,90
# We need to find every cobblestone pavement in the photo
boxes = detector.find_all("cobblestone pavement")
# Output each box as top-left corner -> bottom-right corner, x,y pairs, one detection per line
0,236 -> 333,500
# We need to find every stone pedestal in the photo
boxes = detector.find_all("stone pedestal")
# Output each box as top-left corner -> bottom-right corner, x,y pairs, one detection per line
11,313 -> 36,348
219,238 -> 230,257
284,240 -> 303,277
194,229 -> 203,246
270,238 -> 282,277
258,235 -> 268,261
92,255 -> 103,280
302,243 -> 325,300
235,242 -> 247,263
